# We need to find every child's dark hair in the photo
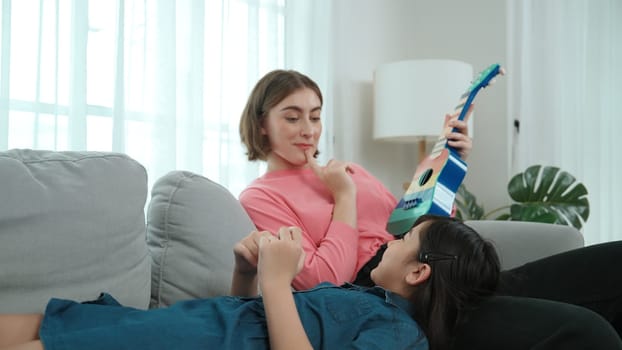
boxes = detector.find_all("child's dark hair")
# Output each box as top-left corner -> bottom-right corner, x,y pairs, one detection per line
410,215 -> 500,350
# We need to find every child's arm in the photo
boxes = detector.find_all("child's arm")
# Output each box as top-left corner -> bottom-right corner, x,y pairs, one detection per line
231,230 -> 265,296
258,227 -> 313,350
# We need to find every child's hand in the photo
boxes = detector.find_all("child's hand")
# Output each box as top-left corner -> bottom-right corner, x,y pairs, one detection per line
233,230 -> 270,275
258,226 -> 306,288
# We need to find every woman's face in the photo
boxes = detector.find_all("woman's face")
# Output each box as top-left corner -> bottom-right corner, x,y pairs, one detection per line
262,88 -> 322,171
370,221 -> 429,292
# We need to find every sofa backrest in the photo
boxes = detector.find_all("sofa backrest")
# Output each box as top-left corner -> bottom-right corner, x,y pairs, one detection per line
0,149 -> 151,313
466,220 -> 584,270
0,149 -> 586,312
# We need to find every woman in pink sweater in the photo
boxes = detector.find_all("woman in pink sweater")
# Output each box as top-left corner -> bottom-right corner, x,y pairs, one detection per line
238,69 -> 472,290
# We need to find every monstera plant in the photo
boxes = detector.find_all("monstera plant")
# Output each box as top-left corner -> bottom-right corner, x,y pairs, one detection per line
455,165 -> 590,231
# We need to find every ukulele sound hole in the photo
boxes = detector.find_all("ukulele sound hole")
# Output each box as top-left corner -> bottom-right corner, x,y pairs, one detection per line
418,169 -> 434,186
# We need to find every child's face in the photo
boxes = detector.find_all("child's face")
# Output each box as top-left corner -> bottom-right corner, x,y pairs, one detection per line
261,88 -> 322,171
370,221 -> 429,291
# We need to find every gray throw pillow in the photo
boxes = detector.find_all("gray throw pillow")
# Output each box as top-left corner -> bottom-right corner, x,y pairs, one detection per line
147,171 -> 255,308
0,149 -> 151,313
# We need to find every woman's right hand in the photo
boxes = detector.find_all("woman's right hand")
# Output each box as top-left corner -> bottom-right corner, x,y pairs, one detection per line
305,149 -> 358,228
304,149 -> 356,200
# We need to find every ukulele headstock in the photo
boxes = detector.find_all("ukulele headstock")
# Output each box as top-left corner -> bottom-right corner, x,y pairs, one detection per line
468,63 -> 506,94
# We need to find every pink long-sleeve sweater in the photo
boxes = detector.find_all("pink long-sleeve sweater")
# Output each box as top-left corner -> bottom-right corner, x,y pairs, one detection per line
239,164 -> 396,290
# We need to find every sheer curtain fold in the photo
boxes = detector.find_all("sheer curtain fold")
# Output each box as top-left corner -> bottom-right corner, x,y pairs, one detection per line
510,0 -> 622,244
0,0 -> 333,198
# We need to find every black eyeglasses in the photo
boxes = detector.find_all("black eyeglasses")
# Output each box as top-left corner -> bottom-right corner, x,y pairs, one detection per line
418,252 -> 458,263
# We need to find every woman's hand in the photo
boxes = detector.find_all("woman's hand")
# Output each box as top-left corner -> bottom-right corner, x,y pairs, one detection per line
445,104 -> 474,160
304,149 -> 357,228
258,227 -> 306,289
304,149 -> 356,201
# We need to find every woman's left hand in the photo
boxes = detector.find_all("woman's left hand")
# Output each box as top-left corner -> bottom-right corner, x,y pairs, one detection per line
445,104 -> 474,160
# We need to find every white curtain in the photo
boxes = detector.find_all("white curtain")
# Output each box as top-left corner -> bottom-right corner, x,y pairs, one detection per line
508,0 -> 622,244
0,0 -> 333,198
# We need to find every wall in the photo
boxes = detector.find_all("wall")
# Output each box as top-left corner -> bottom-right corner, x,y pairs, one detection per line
331,0 -> 510,212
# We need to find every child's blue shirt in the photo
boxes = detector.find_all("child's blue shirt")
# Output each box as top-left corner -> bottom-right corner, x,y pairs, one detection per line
41,282 -> 428,350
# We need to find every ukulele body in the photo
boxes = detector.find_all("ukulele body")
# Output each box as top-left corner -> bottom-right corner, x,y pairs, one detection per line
386,148 -> 466,235
385,63 -> 503,236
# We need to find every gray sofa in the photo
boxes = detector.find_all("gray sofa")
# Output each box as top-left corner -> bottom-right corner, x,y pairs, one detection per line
0,149 -> 584,314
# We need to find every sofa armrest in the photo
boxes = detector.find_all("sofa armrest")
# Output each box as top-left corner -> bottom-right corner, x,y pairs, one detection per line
465,220 -> 584,270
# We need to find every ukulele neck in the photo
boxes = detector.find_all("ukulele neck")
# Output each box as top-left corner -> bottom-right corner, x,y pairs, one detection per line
428,89 -> 476,159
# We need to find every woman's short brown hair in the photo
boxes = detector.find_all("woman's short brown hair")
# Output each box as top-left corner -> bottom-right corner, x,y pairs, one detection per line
239,69 -> 323,161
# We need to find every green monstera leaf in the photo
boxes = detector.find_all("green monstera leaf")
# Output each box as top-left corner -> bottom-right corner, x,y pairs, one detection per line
506,165 -> 589,230
455,165 -> 590,231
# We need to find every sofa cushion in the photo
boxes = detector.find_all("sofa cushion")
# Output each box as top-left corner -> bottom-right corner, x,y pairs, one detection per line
147,171 -> 256,308
0,149 -> 151,313
466,220 -> 584,270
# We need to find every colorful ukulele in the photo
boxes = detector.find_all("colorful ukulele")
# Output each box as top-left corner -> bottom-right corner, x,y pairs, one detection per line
386,63 -> 505,235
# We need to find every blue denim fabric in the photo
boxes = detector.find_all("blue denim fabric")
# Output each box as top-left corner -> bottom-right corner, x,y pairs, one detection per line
40,283 -> 428,350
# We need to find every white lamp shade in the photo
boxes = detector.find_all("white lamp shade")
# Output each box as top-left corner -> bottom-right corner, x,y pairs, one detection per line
373,59 -> 474,142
